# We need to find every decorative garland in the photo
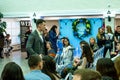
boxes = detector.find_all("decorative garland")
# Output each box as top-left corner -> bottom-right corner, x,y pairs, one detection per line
72,18 -> 91,39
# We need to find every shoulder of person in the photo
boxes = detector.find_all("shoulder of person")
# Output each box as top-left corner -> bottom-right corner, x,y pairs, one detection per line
82,57 -> 87,62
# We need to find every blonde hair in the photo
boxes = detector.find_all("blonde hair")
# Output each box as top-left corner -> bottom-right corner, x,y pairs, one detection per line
97,27 -> 102,39
106,25 -> 113,34
89,37 -> 97,44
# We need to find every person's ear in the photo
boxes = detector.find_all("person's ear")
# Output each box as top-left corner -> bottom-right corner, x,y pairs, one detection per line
38,62 -> 42,69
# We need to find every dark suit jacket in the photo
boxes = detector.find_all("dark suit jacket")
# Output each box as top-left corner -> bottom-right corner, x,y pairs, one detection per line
26,30 -> 46,55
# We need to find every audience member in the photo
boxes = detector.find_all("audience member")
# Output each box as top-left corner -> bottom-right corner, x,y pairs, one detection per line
42,55 -> 61,80
73,69 -> 101,80
77,41 -> 93,69
1,62 -> 24,80
114,26 -> 120,45
26,19 -> 46,56
111,41 -> 120,61
96,27 -> 105,49
24,55 -> 51,80
4,34 -> 13,56
46,41 -> 56,58
104,25 -> 114,58
56,37 -> 73,78
89,37 -> 99,52
96,58 -> 119,80
49,25 -> 59,53
114,56 -> 120,80
60,37 -> 73,67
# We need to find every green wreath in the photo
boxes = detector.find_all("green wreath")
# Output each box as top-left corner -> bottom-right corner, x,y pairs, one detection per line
72,18 -> 91,39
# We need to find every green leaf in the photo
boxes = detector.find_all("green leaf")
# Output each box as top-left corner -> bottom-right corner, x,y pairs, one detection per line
0,12 -> 3,18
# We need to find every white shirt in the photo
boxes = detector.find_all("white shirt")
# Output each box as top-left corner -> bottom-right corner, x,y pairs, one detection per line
36,29 -> 43,42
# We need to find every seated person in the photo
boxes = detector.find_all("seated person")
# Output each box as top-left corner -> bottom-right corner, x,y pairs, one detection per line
114,56 -> 120,80
96,58 -> 119,80
56,37 -> 73,78
42,55 -> 61,80
46,41 -> 56,58
89,37 -> 99,52
111,41 -> 120,61
78,41 -> 93,69
73,69 -> 101,80
24,55 -> 51,80
1,62 -> 24,80
60,41 -> 93,78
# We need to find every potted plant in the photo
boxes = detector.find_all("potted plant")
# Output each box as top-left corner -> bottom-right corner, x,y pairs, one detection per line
0,12 -> 7,34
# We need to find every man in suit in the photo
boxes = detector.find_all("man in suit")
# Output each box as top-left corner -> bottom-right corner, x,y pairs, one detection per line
26,19 -> 46,57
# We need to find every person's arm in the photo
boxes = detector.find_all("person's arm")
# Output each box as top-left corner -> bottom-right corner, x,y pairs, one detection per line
78,57 -> 87,69
26,34 -> 37,55
49,31 -> 58,40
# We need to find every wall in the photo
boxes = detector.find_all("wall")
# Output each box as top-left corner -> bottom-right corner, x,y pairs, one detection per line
105,17 -> 115,32
31,20 -> 59,32
2,18 -> 21,45
0,0 -> 120,17
59,18 -> 103,57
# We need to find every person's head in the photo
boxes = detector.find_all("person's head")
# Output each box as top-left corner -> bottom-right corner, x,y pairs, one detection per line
114,56 -> 120,78
43,28 -> 48,34
28,55 -> 43,70
96,58 -> 119,80
106,25 -> 113,34
116,26 -> 120,33
42,55 -> 57,80
36,19 -> 46,32
63,37 -> 70,47
116,42 -> 120,51
6,34 -> 10,39
80,41 -> 93,63
98,27 -> 104,34
73,69 -> 101,80
50,25 -> 57,33
1,62 -> 24,80
60,37 -> 65,43
46,41 -> 52,49
97,27 -> 104,39
89,37 -> 96,45
80,40 -> 89,47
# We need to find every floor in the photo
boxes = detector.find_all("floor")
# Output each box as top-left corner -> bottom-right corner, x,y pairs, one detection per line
0,48 -> 111,76
0,50 -> 30,76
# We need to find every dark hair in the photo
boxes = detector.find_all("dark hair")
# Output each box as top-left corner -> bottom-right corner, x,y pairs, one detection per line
1,62 -> 25,80
80,41 -> 93,63
60,37 -> 66,40
50,25 -> 57,33
42,55 -> 61,80
28,55 -> 42,68
114,56 -> 120,78
74,69 -> 101,80
36,19 -> 45,27
63,37 -> 70,47
106,25 -> 113,34
117,26 -> 120,28
80,40 -> 89,46
96,58 -> 119,80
